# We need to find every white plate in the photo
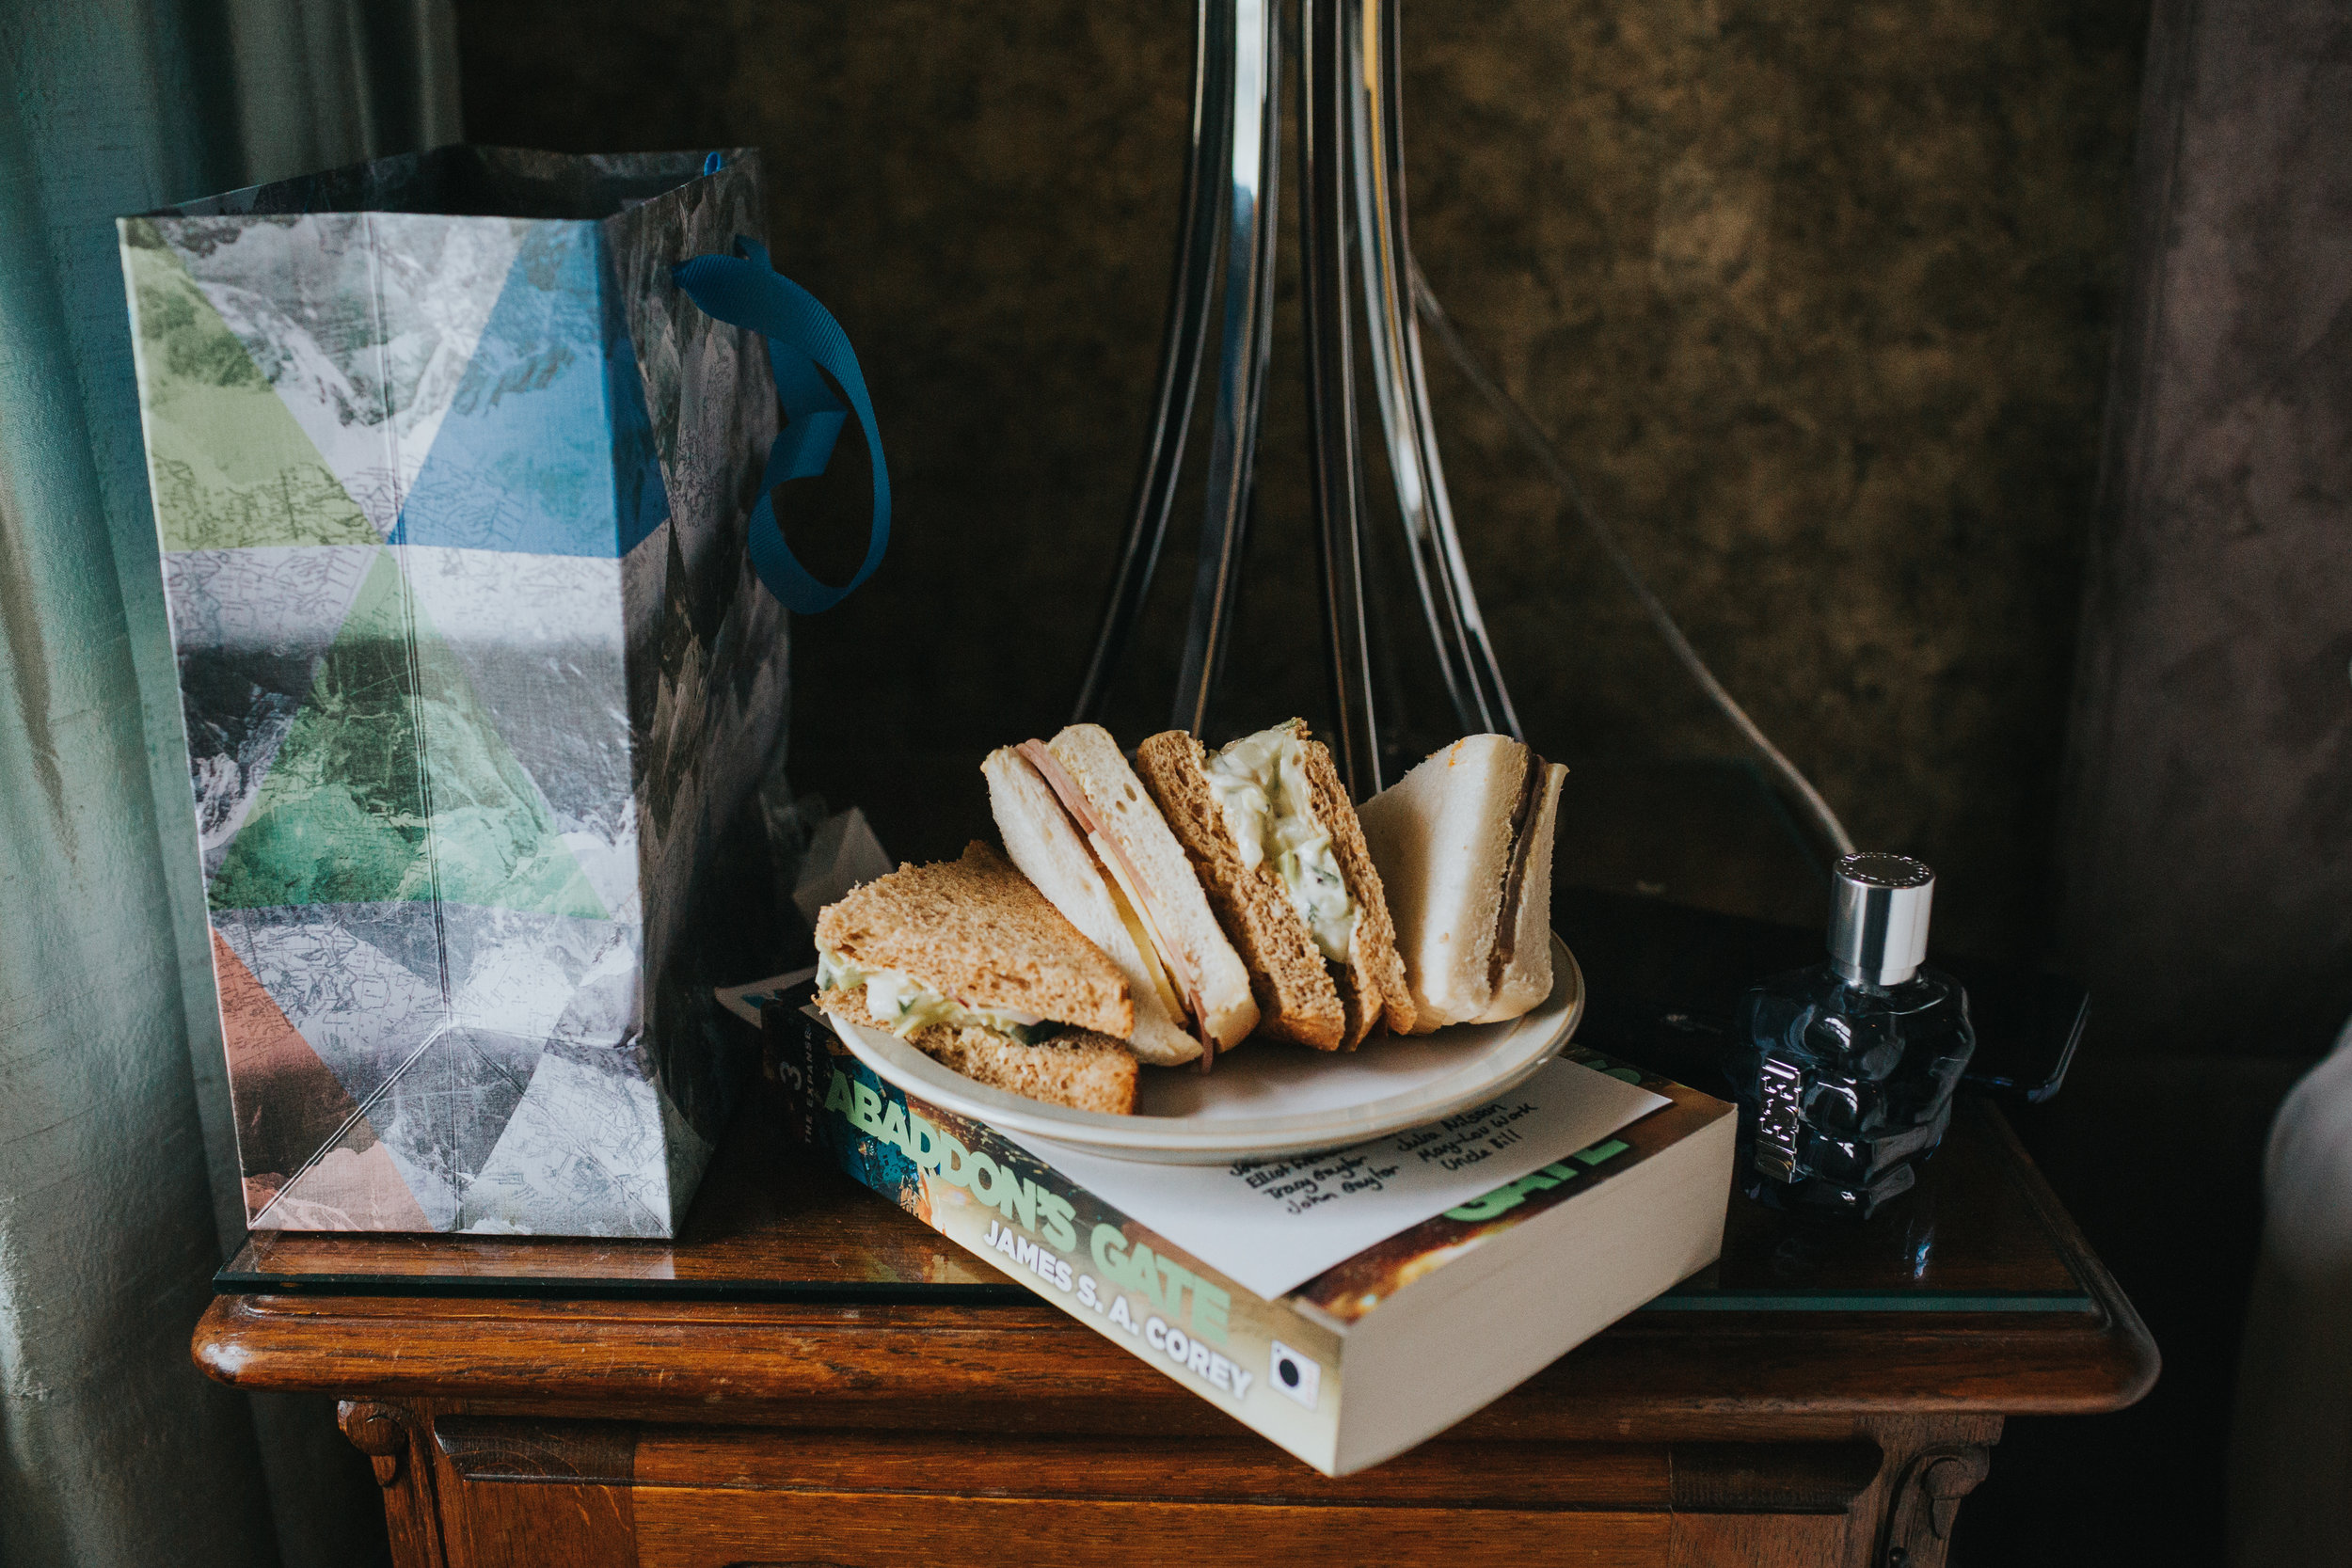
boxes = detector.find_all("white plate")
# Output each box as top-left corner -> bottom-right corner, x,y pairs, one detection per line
824,934 -> 1585,1164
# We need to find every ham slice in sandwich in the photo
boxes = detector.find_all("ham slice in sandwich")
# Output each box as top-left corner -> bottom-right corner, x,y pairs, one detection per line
984,725 -> 1260,1067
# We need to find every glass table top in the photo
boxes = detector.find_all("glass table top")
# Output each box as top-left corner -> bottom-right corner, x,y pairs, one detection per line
219,1087 -> 2092,1317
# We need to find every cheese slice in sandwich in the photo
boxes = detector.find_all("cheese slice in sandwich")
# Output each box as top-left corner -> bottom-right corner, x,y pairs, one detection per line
815,842 -> 1139,1114
985,726 -> 1259,1068
1135,721 -> 1415,1050
1359,735 -> 1568,1032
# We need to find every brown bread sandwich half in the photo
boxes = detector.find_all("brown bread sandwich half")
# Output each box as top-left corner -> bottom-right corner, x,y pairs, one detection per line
985,724 -> 1259,1069
816,842 -> 1139,1113
1134,721 -> 1414,1049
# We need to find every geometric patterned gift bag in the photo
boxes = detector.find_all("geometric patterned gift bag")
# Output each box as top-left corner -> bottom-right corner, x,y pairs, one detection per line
118,147 -> 885,1236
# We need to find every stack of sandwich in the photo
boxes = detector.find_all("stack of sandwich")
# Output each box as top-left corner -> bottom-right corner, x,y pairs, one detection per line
816,722 -> 1566,1114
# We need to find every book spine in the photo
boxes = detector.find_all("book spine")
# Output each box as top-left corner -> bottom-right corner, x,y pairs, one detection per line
790,1011 -> 1347,1473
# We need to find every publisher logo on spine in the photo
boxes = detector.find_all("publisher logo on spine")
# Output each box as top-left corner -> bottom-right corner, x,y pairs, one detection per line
1269,1339 -> 1322,1410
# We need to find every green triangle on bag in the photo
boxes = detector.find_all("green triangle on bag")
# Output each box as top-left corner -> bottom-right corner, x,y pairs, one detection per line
122,223 -> 379,553
209,546 -> 607,920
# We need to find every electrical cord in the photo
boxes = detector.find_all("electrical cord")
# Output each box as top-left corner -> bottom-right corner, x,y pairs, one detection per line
1408,261 -> 1858,860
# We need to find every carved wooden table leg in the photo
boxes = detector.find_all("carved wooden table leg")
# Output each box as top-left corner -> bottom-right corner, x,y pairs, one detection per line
1875,1433 -> 1995,1568
339,1399 -> 448,1568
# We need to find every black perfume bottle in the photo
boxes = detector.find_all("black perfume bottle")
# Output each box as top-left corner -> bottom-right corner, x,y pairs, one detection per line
1731,854 -> 1976,1217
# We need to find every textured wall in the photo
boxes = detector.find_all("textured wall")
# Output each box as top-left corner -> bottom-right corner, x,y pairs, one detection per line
456,0 -> 2144,958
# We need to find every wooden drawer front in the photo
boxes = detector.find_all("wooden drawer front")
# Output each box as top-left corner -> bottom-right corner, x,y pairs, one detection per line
417,1416 -> 1877,1568
633,1488 -> 1674,1567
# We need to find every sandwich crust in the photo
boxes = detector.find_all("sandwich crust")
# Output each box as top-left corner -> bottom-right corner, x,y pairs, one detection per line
1291,735 -> 1417,1044
1135,730 -> 1346,1050
816,841 -> 1134,1039
1476,761 -> 1565,1022
823,988 -> 1137,1115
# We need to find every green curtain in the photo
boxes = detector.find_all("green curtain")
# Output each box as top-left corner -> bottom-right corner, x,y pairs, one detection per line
0,4 -> 455,1565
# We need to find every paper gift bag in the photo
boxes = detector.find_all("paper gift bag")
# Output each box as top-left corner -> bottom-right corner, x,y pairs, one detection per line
119,146 -> 885,1235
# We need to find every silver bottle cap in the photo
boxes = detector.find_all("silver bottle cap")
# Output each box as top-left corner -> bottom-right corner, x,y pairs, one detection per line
1828,852 -> 1935,987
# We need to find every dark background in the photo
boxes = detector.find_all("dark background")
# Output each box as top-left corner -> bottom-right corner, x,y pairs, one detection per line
456,0 -> 2146,966
452,3 -> 2321,1563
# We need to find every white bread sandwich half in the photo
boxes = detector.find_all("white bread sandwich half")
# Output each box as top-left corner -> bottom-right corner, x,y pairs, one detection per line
1359,735 -> 1567,1032
985,726 -> 1259,1067
816,842 -> 1139,1113
1134,721 -> 1414,1050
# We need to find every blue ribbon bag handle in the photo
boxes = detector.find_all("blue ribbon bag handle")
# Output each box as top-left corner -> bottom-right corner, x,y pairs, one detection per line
673,234 -> 888,613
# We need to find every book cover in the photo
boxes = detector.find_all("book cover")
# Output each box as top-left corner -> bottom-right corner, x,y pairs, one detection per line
786,1009 -> 1731,1474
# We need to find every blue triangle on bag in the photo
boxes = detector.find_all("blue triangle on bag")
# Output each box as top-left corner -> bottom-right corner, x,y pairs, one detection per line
391,224 -> 669,560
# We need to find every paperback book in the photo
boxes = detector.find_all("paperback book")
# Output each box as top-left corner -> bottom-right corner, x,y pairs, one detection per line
782,1007 -> 1734,1475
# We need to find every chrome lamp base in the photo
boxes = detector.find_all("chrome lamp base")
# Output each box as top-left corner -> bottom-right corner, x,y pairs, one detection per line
1070,0 -> 1520,799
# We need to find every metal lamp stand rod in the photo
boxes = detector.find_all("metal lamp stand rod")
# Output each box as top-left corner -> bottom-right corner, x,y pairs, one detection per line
1072,0 -> 1520,800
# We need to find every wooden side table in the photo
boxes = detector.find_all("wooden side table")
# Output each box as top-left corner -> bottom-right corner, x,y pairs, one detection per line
196,1083 -> 2153,1568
